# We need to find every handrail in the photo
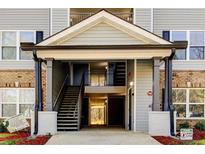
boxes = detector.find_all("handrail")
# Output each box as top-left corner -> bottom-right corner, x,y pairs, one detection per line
53,73 -> 69,111
76,72 -> 85,130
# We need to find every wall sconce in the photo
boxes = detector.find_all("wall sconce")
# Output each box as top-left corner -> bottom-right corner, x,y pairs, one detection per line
129,81 -> 134,87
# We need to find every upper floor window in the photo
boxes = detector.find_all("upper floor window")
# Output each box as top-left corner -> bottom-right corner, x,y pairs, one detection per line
171,31 -> 187,60
0,31 -> 35,61
190,31 -> 204,60
170,30 -> 205,61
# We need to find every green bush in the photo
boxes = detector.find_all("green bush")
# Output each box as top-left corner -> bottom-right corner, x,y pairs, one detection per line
0,121 -> 9,132
194,121 -> 205,131
179,122 -> 190,129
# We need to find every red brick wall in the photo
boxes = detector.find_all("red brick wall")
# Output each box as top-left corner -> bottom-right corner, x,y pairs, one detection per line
0,70 -> 47,111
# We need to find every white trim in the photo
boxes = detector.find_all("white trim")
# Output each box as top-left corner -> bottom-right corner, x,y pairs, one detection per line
133,59 -> 137,131
133,8 -> 136,25
67,8 -> 70,27
150,8 -> 153,32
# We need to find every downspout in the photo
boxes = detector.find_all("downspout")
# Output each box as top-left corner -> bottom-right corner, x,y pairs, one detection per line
33,49 -> 39,135
169,48 -> 175,136
33,49 -> 43,135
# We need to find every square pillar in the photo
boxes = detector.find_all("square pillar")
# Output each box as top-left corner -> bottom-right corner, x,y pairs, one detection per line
46,58 -> 54,111
152,57 -> 161,111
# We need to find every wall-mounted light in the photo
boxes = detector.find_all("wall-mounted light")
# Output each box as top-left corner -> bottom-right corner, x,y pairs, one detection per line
129,81 -> 134,86
105,66 -> 108,70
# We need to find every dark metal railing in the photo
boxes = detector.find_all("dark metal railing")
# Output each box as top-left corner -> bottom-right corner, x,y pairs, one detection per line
70,12 -> 133,26
53,74 -> 69,111
76,73 -> 85,130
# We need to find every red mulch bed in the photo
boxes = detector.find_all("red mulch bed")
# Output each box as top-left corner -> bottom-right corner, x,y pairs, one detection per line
152,136 -> 182,145
16,136 -> 51,145
193,129 -> 205,140
0,131 -> 51,145
153,129 -> 205,145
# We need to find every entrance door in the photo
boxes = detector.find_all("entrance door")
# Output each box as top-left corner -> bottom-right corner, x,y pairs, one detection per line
108,97 -> 125,127
89,98 -> 107,125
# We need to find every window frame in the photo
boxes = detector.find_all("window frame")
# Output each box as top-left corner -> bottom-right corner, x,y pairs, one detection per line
173,88 -> 205,120
0,30 -> 36,61
170,30 -> 205,61
0,88 -> 35,118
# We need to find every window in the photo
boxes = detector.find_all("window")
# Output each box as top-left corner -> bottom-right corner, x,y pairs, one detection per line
20,32 -> 34,60
0,88 -> 35,118
190,31 -> 205,60
173,89 -> 186,118
2,32 -> 17,60
171,31 -> 187,60
0,31 -> 35,60
170,30 -> 205,60
173,88 -> 205,119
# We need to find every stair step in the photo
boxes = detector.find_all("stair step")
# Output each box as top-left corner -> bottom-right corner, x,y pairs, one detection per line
57,116 -> 78,119
57,119 -> 78,122
57,123 -> 78,126
57,127 -> 78,131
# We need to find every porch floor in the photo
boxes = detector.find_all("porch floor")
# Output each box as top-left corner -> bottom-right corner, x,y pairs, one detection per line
46,128 -> 161,145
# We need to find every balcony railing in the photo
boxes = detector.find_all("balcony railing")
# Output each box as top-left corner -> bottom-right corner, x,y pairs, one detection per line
84,71 -> 125,86
70,12 -> 133,26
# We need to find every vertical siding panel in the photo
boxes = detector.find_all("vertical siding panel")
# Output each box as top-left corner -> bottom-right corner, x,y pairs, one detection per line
134,8 -> 151,31
0,9 -> 50,38
52,8 -> 68,34
135,60 -> 153,132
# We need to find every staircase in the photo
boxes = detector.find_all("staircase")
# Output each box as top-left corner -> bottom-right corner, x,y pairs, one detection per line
57,86 -> 80,131
114,62 -> 126,86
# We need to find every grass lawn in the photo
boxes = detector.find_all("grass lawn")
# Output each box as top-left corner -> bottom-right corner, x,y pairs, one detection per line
184,139 -> 205,145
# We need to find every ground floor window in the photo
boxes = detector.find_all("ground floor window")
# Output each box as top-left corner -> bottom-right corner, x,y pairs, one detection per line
173,88 -> 205,119
0,88 -> 35,118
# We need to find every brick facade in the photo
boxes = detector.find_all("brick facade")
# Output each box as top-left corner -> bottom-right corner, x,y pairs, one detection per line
0,70 -> 47,110
160,70 -> 205,127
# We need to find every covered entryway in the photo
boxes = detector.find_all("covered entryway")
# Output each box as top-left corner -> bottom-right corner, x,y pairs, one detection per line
21,10 -> 187,135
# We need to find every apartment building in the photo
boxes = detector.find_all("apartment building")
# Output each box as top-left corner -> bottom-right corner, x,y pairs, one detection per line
0,8 -> 204,134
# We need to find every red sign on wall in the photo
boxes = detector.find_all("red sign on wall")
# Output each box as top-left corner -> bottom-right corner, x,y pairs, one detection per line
147,90 -> 153,96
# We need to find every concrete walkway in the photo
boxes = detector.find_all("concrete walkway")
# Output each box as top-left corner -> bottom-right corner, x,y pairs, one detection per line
46,128 -> 161,145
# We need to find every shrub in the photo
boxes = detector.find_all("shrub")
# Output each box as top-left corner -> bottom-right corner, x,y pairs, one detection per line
179,121 -> 190,129
0,121 -> 9,132
194,121 -> 205,131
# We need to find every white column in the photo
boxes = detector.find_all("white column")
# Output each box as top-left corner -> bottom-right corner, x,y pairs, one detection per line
133,59 -> 137,131
46,58 -> 54,111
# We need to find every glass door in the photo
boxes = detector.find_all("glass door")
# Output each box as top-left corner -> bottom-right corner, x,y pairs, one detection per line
89,98 -> 107,125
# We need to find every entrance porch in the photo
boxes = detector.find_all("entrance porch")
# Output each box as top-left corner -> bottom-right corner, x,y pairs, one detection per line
21,10 -> 187,135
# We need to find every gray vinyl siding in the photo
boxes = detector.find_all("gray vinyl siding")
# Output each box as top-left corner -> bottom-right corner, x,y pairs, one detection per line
153,8 -> 205,36
160,61 -> 205,71
61,22 -> 144,45
52,8 -> 68,34
134,8 -> 151,31
0,8 -> 50,38
135,60 -> 153,132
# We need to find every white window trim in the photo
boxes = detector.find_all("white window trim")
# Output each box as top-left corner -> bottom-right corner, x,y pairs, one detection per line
173,88 -> 205,120
0,88 -> 35,119
170,30 -> 205,61
0,30 -> 36,61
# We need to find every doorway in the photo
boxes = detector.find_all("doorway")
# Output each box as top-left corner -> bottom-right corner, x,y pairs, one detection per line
89,97 -> 107,126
